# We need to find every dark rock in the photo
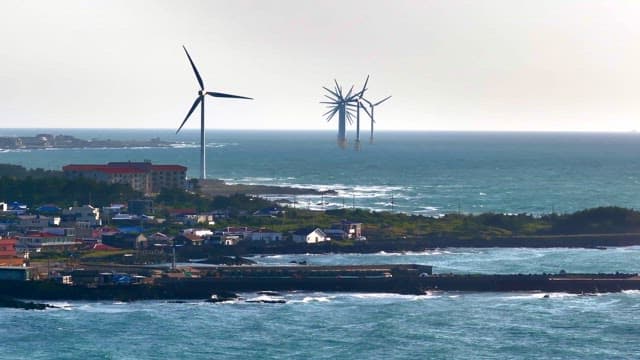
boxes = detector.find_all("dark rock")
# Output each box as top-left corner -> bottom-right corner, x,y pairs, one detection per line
0,296 -> 56,310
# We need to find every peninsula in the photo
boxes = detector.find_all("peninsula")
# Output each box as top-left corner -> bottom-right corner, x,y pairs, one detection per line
0,133 -> 174,149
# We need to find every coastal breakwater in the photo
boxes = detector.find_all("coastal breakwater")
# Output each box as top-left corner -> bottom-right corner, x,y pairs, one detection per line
201,234 -> 640,259
1,265 -> 639,300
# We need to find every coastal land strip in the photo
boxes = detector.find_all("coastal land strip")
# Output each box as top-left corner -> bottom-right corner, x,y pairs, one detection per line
197,179 -> 336,196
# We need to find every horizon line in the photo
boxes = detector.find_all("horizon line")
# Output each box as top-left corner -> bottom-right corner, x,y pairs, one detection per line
1,127 -> 640,135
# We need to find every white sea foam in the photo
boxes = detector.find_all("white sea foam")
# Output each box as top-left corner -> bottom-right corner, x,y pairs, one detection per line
298,296 -> 332,303
622,289 -> 640,295
505,292 -> 578,300
46,301 -> 74,310
170,143 -> 198,148
350,293 -> 417,300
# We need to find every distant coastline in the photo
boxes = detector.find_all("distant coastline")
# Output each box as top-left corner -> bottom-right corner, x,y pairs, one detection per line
0,133 -> 174,150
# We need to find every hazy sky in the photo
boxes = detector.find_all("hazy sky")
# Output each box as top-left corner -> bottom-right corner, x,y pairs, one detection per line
1,0 -> 639,132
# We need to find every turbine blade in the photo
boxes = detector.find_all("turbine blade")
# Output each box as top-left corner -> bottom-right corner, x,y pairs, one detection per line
325,107 -> 339,121
206,92 -> 253,100
323,106 -> 338,117
361,104 -> 372,119
375,96 -> 392,106
360,75 -> 369,96
176,97 -> 202,133
323,93 -> 338,102
346,112 -> 354,125
345,85 -> 354,100
183,45 -> 204,91
361,97 -> 373,107
320,101 -> 336,105
334,79 -> 343,98
323,86 -> 339,98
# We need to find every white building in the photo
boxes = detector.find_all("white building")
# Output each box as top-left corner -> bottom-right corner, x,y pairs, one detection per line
292,228 -> 329,244
63,205 -> 102,226
181,228 -> 214,238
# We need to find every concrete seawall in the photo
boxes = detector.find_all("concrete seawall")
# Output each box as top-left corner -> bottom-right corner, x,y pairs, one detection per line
1,266 -> 638,300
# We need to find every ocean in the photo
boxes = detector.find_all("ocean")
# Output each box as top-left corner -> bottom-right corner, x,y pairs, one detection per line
2,248 -> 640,359
2,129 -> 640,358
2,129 -> 640,215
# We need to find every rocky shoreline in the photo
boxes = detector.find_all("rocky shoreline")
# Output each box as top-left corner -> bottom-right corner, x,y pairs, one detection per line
197,179 -> 337,196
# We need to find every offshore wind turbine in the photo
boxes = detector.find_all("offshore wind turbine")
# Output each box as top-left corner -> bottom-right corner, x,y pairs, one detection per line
361,95 -> 391,143
176,46 -> 252,180
354,75 -> 370,150
321,80 -> 361,148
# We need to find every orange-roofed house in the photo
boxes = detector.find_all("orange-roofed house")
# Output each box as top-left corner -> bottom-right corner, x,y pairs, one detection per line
0,238 -> 23,266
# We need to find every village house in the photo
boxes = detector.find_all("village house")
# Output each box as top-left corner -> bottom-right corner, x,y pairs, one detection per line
219,235 -> 241,246
326,221 -> 364,240
292,228 -> 329,244
247,228 -> 283,243
62,205 -> 102,226
15,215 -> 61,231
181,228 -> 213,238
173,233 -> 205,246
183,214 -> 215,226
5,202 -> 28,215
169,209 -> 215,226
220,226 -> 254,239
16,228 -> 79,252
148,232 -> 173,247
0,238 -> 23,266
339,221 -> 363,239
101,232 -> 147,250
102,204 -> 126,219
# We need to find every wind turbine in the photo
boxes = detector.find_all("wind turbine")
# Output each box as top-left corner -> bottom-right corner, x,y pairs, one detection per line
321,80 -> 361,148
177,46 -> 252,179
361,95 -> 391,143
354,75 -> 369,150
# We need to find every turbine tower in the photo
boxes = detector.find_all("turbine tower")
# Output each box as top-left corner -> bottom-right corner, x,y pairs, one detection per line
361,95 -> 391,143
177,46 -> 252,179
355,75 -> 369,150
321,80 -> 361,148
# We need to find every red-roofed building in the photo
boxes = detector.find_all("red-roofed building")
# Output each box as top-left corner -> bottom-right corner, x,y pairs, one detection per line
0,238 -> 22,266
63,161 -> 187,194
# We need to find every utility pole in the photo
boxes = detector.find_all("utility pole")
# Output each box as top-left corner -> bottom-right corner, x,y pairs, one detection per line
171,244 -> 176,271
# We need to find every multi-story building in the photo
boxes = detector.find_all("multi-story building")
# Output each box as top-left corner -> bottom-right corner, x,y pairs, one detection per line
16,228 -> 78,252
62,161 -> 187,194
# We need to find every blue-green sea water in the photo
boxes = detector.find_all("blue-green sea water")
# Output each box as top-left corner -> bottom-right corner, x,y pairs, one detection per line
2,129 -> 640,358
2,248 -> 640,359
3,129 -> 640,215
